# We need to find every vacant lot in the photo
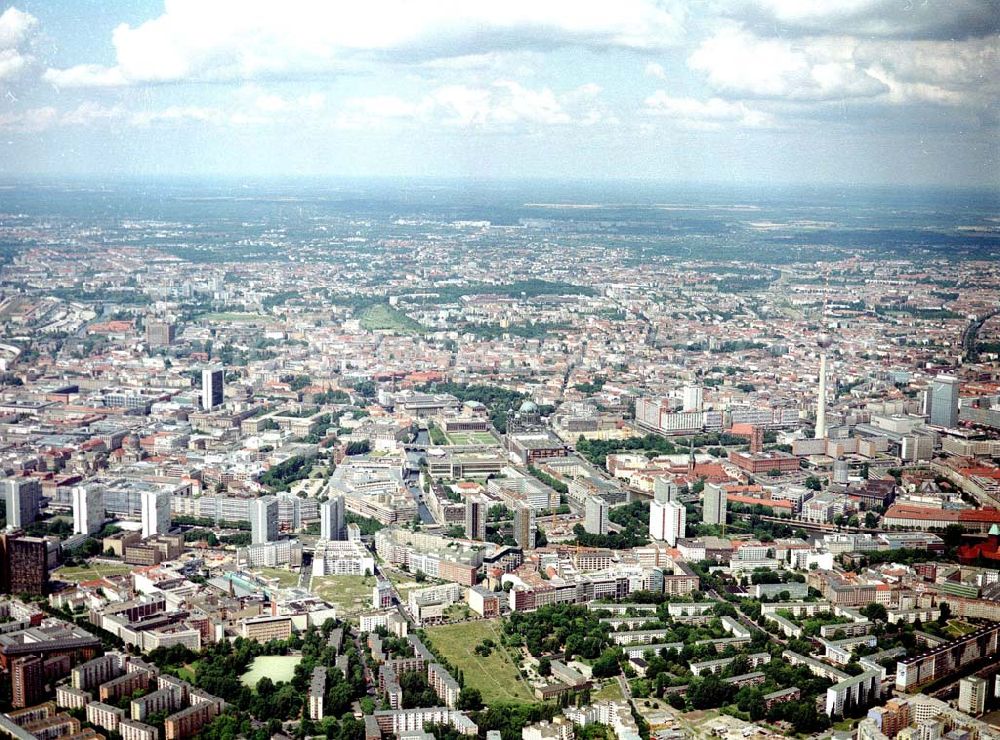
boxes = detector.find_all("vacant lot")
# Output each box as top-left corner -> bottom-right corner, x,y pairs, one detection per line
252,567 -> 300,588
425,620 -> 535,705
53,561 -> 133,582
311,574 -> 374,618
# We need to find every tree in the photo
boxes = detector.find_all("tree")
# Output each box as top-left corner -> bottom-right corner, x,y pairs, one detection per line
537,657 -> 552,677
861,603 -> 887,622
805,476 -> 822,491
591,649 -> 621,679
457,688 -> 483,711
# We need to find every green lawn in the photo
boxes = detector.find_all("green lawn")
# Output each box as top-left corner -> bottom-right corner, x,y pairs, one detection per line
310,574 -> 375,618
252,567 -> 300,588
358,304 -> 424,334
53,561 -> 133,582
594,679 -> 624,702
176,663 -> 199,683
944,619 -> 978,638
425,620 -> 535,705
445,431 -> 497,446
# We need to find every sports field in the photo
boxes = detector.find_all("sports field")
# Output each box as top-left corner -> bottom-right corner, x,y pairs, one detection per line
424,620 -> 534,704
445,430 -> 497,445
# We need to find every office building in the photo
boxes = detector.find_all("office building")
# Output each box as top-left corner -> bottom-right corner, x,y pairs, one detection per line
584,496 -> 609,536
140,490 -> 171,539
1,478 -> 41,529
682,385 -> 703,413
465,496 -> 486,541
650,500 -> 685,546
145,320 -> 176,348
251,496 -> 279,545
703,482 -> 728,526
201,366 -> 224,410
930,375 -> 960,428
72,484 -> 104,536
958,676 -> 987,715
513,502 -> 536,550
653,477 -> 678,503
320,496 -> 345,541
1,532 -> 48,595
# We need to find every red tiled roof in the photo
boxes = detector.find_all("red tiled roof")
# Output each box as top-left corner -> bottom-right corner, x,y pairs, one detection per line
884,504 -> 1000,523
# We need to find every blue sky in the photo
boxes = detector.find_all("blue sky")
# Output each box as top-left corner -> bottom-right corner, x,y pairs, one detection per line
0,0 -> 997,186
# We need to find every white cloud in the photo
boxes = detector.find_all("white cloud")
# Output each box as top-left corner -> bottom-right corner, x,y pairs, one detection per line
0,6 -> 39,82
0,105 -> 56,132
643,92 -> 773,129
43,64 -> 127,88
689,24 -> 998,113
336,80 -> 613,130
44,0 -> 685,87
689,27 -> 888,101
645,62 -> 668,81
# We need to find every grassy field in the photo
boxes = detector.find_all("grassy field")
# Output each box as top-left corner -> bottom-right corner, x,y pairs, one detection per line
53,561 -> 133,582
445,431 -> 497,445
310,574 -> 374,618
358,304 -> 424,334
593,679 -> 624,702
241,656 -> 301,687
425,620 -> 535,705
252,567 -> 300,588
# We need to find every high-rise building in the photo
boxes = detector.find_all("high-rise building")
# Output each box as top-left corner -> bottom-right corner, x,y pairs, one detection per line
72,484 -> 104,536
958,676 -> 987,715
145,319 -> 176,348
201,366 -> 224,410
251,497 -> 279,545
140,490 -> 171,539
702,482 -> 728,526
653,477 -> 678,504
11,655 -> 44,708
465,496 -> 487,541
320,496 -> 345,541
0,532 -> 48,595
682,385 -> 704,413
1,478 -> 41,528
513,502 -> 536,550
929,375 -> 960,429
584,496 -> 609,535
650,500 -> 685,546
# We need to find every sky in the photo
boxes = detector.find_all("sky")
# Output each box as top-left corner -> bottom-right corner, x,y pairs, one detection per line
0,0 -> 997,186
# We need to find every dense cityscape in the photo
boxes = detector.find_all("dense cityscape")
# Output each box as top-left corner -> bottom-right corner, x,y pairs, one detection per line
0,179 -> 996,740
1,0 -> 999,739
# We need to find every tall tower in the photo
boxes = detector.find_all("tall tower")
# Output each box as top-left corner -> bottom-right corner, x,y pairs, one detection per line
202,365 -> 224,410
320,496 -> 345,540
140,489 -> 171,538
251,496 -> 279,544
815,333 -> 832,439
